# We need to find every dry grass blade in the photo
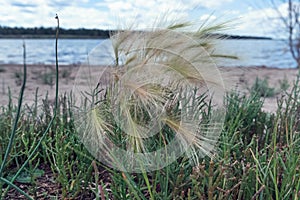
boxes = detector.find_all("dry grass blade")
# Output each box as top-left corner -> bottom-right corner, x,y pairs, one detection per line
73,20 -> 227,172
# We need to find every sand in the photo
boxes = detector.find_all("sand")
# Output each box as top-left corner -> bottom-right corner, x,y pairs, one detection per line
0,64 -> 298,113
220,66 -> 299,112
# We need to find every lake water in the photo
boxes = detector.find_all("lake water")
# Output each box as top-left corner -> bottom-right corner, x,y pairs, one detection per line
0,38 -> 296,68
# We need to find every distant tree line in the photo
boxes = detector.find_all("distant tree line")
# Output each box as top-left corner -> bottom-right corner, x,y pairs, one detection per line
0,26 -> 111,38
211,33 -> 272,40
0,26 -> 273,40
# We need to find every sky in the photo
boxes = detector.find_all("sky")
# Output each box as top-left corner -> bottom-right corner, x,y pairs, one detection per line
0,0 -> 289,37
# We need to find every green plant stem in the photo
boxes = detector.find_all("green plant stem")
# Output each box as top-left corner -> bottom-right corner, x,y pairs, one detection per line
141,170 -> 154,200
2,15 -> 60,197
0,177 -> 33,200
0,42 -> 27,178
11,13 -> 59,183
55,14 -> 59,107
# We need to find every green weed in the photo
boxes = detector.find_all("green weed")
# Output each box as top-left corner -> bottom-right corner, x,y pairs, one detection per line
279,75 -> 290,91
0,17 -> 299,200
13,71 -> 23,86
40,70 -> 55,87
249,76 -> 276,97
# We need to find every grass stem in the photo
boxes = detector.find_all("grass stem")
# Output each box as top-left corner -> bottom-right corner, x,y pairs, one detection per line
0,41 -> 27,177
2,14 -> 60,198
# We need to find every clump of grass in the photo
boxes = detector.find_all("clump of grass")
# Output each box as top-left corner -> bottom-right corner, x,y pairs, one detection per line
249,76 -> 276,97
1,74 -> 300,199
0,14 -> 61,199
279,75 -> 290,91
1,16 -> 300,200
73,21 -> 229,172
40,69 -> 55,87
13,71 -> 23,86
61,68 -> 71,79
1,79 -> 6,95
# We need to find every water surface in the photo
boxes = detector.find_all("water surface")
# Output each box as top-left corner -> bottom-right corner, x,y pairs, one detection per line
0,38 -> 296,68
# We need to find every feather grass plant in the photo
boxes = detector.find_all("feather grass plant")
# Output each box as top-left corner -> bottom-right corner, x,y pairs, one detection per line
1,15 -> 299,199
73,20 -> 228,172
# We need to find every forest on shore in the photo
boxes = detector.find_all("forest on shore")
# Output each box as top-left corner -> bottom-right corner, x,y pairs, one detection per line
0,26 -> 111,38
0,26 -> 272,40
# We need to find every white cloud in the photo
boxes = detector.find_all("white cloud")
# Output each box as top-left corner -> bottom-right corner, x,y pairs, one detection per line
99,0 -> 195,29
0,0 -> 288,38
0,0 -> 54,27
225,3 -> 289,37
65,0 -> 236,33
200,14 -> 217,21
106,1 -> 133,11
194,0 -> 233,8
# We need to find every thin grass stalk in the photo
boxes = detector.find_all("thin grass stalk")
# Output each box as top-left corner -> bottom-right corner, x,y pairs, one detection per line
120,172 -> 143,200
272,110 -> 280,200
0,41 -> 27,177
0,42 -> 30,199
163,159 -> 169,199
0,177 -> 32,200
2,15 -> 60,197
208,160 -> 214,200
91,161 -> 100,200
296,178 -> 300,200
141,170 -> 154,200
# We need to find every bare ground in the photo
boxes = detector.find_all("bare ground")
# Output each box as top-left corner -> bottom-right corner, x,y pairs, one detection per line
0,64 -> 298,113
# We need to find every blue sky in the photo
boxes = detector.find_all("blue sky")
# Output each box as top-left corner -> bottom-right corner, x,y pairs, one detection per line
0,0 -> 287,37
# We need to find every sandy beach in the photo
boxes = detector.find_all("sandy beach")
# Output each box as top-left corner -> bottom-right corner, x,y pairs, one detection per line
0,64 -> 298,113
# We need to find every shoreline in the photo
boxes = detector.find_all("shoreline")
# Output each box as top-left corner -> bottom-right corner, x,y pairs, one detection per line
1,63 -> 298,69
0,64 -> 299,113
